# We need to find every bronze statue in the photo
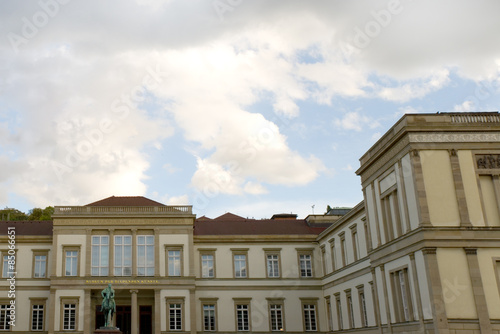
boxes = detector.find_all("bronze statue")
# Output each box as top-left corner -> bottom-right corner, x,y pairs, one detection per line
101,283 -> 116,328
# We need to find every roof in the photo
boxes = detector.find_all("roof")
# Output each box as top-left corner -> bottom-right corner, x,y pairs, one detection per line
0,221 -> 53,236
85,196 -> 166,207
194,213 -> 326,236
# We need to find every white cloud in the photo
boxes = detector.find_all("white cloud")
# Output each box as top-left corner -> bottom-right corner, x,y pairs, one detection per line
333,111 -> 380,132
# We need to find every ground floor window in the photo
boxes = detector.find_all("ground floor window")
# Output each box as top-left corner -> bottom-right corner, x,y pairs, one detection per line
32,304 -> 44,331
0,305 -> 10,330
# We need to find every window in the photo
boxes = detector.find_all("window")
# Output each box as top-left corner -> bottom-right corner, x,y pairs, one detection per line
201,300 -> 217,332
363,220 -> 371,252
137,235 -> 154,276
166,298 -> 184,331
302,303 -> 317,331
359,290 -> 368,328
269,303 -> 283,331
114,236 -> 132,276
350,225 -> 359,261
63,247 -> 79,277
232,249 -> 248,278
391,268 -> 413,322
267,255 -> 279,278
166,246 -> 183,277
0,304 -> 10,330
340,233 -> 348,266
325,297 -> 333,331
2,255 -> 9,278
31,303 -> 45,331
329,239 -> 336,271
298,253 -> 313,278
381,188 -> 402,241
320,246 -> 326,276
200,250 -> 215,278
346,290 -> 355,329
33,251 -> 47,278
91,236 -> 109,276
236,304 -> 250,331
60,297 -> 79,331
335,293 -> 343,330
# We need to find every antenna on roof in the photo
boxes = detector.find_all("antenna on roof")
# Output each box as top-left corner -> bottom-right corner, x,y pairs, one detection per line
311,205 -> 315,215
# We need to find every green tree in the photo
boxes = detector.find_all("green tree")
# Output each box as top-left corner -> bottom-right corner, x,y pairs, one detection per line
28,206 -> 54,220
0,208 -> 28,221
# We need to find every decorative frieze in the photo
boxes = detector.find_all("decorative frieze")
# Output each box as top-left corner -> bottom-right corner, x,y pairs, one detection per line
476,154 -> 500,170
409,132 -> 500,143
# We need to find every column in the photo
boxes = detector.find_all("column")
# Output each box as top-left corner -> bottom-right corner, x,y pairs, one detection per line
84,289 -> 91,334
422,247 -> 449,334
464,248 -> 492,333
190,288 -> 197,334
410,150 -> 432,227
370,269 -> 383,334
86,229 -> 92,276
154,289 -> 161,334
379,265 -> 393,334
48,289 -> 56,334
449,149 -> 472,227
131,290 -> 139,334
409,253 -> 425,332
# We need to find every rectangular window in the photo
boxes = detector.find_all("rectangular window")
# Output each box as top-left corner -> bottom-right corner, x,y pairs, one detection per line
91,235 -> 109,276
359,291 -> 368,327
203,304 -> 216,331
236,304 -> 249,331
329,239 -> 336,271
346,292 -> 355,329
65,250 -> 78,277
302,304 -> 317,331
168,250 -> 182,277
325,297 -> 333,331
234,254 -> 247,278
339,233 -> 347,266
335,294 -> 343,330
32,304 -> 44,331
299,254 -> 313,277
201,254 -> 215,278
137,235 -> 154,276
2,256 -> 9,278
391,268 -> 413,322
381,189 -> 402,241
269,304 -> 283,331
63,303 -> 76,330
34,255 -> 47,278
114,236 -> 132,276
169,303 -> 182,330
0,305 -> 10,330
267,254 -> 280,278
350,225 -> 359,261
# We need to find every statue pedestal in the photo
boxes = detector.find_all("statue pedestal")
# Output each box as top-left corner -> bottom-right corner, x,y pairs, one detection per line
94,328 -> 122,334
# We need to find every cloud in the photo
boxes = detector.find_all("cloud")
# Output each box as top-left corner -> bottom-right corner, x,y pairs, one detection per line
2,0 -> 500,208
333,111 -> 380,132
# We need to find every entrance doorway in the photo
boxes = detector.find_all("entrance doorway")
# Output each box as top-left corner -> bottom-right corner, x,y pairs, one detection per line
139,306 -> 152,334
116,306 -> 131,334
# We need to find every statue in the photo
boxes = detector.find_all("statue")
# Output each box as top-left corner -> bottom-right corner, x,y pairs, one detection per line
101,284 -> 116,328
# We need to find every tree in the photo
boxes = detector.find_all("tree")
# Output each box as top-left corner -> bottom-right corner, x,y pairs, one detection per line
28,206 -> 54,220
0,208 -> 28,221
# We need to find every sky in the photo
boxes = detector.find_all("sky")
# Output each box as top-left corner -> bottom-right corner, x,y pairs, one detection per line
1,0 -> 500,219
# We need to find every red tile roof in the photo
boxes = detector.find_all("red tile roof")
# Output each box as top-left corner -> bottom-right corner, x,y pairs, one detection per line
194,213 -> 326,236
85,196 -> 166,207
0,221 -> 53,236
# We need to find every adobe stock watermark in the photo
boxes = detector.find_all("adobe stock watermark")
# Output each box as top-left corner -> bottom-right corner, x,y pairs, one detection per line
51,64 -> 167,181
6,227 -> 16,328
212,0 -> 243,21
7,0 -> 72,54
338,0 -> 404,56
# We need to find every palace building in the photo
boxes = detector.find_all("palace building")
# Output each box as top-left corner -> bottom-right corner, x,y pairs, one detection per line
2,112 -> 500,334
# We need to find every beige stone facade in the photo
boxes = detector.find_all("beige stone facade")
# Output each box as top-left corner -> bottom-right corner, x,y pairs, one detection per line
1,112 -> 500,334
